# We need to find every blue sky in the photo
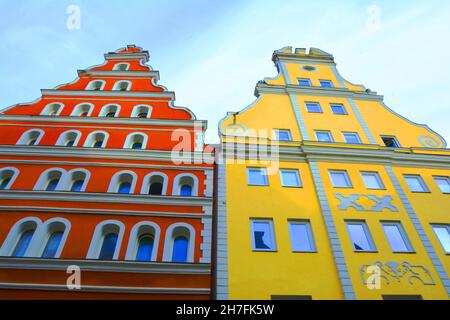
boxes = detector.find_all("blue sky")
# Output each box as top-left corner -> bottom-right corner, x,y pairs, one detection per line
0,0 -> 449,143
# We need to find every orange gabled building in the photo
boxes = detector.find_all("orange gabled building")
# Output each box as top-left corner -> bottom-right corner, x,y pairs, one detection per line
0,45 -> 214,300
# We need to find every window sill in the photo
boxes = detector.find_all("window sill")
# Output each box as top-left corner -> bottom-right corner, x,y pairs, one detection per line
391,251 -> 416,255
353,251 -> 378,254
252,250 -> 278,253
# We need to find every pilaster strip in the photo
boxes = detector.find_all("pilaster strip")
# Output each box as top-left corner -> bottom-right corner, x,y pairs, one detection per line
215,161 -> 229,300
289,94 -> 310,140
347,98 -> 377,144
279,62 -> 292,85
330,65 -> 346,88
384,165 -> 450,296
309,161 -> 356,300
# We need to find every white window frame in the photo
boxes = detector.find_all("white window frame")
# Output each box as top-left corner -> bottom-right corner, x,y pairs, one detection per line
280,169 -> 302,188
99,104 -> 121,117
125,221 -> 161,262
381,135 -> 401,148
86,220 -> 125,260
329,170 -> 353,188
404,175 -> 429,193
131,105 -> 152,118
382,221 -> 414,253
431,224 -> 450,254
342,132 -> 362,144
17,129 -> 45,146
140,172 -> 169,195
330,104 -> 348,115
346,221 -> 377,252
319,80 -> 334,88
250,219 -> 277,252
433,176 -> 450,194
298,78 -> 312,87
86,80 -> 106,91
56,130 -> 82,147
247,168 -> 269,186
59,168 -> 91,192
124,132 -> 148,149
273,129 -> 292,142
288,220 -> 316,253
84,131 -> 109,148
315,130 -> 334,143
306,102 -> 323,113
34,168 -> 67,191
112,80 -> 132,91
41,103 -> 64,116
0,167 -> 20,190
162,223 -> 196,263
113,63 -> 130,71
0,217 -> 42,257
172,173 -> 199,196
107,170 -> 138,194
71,103 -> 94,117
361,172 -> 385,190
30,218 -> 71,259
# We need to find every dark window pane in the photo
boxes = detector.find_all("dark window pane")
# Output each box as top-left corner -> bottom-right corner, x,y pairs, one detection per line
99,233 -> 118,260
46,179 -> 60,191
118,182 -> 131,194
42,231 -> 64,258
28,139 -> 37,146
132,142 -> 143,150
106,112 -> 116,118
71,180 -> 84,192
136,235 -> 154,261
66,140 -> 75,147
93,140 -> 104,148
180,185 -> 192,197
138,113 -> 148,118
12,230 -> 35,257
149,183 -> 163,195
172,236 -> 188,263
0,178 -> 11,190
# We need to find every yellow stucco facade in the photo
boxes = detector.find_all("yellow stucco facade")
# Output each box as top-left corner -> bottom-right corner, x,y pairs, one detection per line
215,47 -> 450,300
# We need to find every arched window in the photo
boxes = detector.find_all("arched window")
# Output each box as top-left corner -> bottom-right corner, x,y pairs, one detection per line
0,168 -> 19,191
113,81 -> 131,91
113,63 -> 130,71
108,171 -> 137,194
124,133 -> 148,150
41,231 -> 63,258
41,103 -> 63,116
84,131 -> 108,148
86,80 -> 105,91
173,174 -> 199,197
163,223 -> 195,263
17,129 -> 45,146
71,103 -> 93,117
131,105 -> 152,119
34,169 -> 65,191
141,173 -> 168,196
0,218 -> 41,258
125,222 -> 160,262
62,169 -> 90,192
99,104 -> 120,118
87,221 -> 124,260
56,130 -> 81,147
12,230 -> 35,257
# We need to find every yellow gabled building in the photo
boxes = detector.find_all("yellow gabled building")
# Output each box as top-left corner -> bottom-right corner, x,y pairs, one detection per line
214,47 -> 450,300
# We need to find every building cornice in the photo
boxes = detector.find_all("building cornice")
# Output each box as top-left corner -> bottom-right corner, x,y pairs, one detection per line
0,114 -> 207,129
0,190 -> 213,207
41,89 -> 175,100
0,145 -> 214,164
104,52 -> 149,62
78,69 -> 160,80
0,257 -> 210,275
255,83 -> 383,101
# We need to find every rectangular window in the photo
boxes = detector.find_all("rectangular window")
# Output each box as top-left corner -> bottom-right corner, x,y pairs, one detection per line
247,168 -> 269,186
432,225 -> 450,254
289,221 -> 316,252
433,176 -> 450,194
382,222 -> 414,253
361,172 -> 385,190
319,80 -> 334,88
280,170 -> 302,188
343,132 -> 362,144
331,104 -> 347,115
273,129 -> 292,142
404,175 -> 429,193
381,136 -> 401,148
298,78 -> 312,87
346,221 -> 376,252
251,219 -> 276,251
306,102 -> 323,113
329,170 -> 352,188
315,131 -> 334,142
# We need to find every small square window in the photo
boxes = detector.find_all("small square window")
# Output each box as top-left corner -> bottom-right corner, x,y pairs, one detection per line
331,104 -> 347,115
247,168 -> 269,186
361,172 -> 385,190
404,175 -> 429,193
381,136 -> 401,148
298,79 -> 312,87
330,170 -> 352,188
280,170 -> 302,188
382,222 -> 414,253
346,221 -> 376,252
289,221 -> 316,252
315,131 -> 334,143
343,132 -> 362,144
433,177 -> 450,194
432,225 -> 450,254
319,80 -> 334,88
274,129 -> 292,142
251,220 -> 276,251
306,103 -> 323,113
